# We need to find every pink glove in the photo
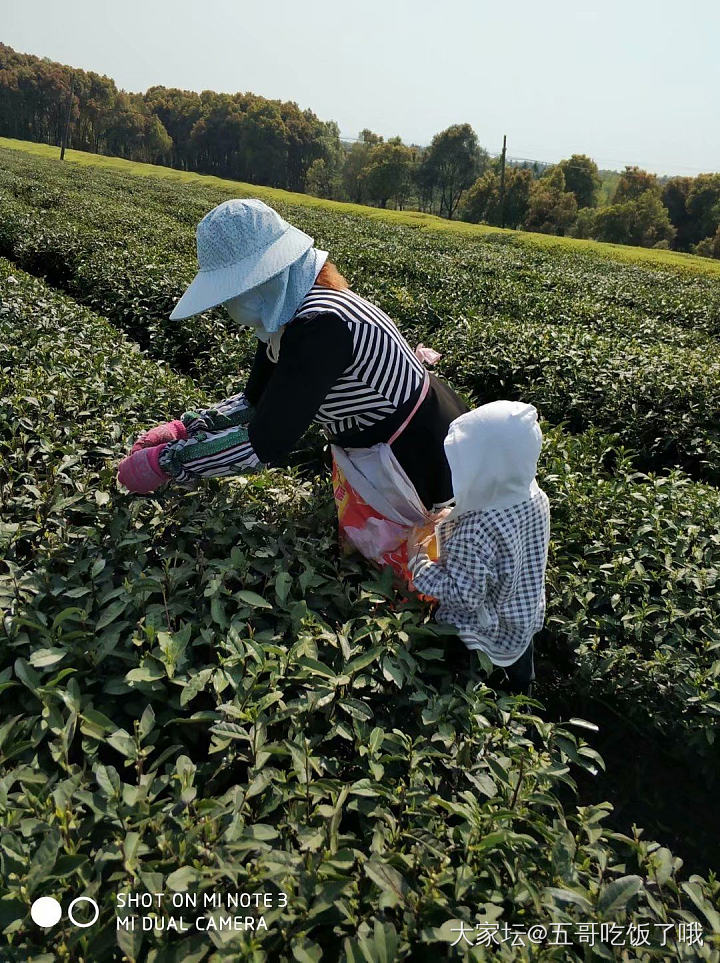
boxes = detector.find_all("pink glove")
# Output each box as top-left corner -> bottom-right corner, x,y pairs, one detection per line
117,444 -> 170,494
415,343 -> 442,365
131,420 -> 187,454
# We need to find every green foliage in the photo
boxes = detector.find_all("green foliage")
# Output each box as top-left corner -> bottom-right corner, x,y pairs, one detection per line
558,155 -> 601,210
612,166 -> 661,204
0,42 -> 341,193
360,141 -> 414,210
305,159 -> 333,201
592,193 -> 676,248
525,168 -> 578,236
2,149 -> 720,960
695,225 -> 720,260
417,124 -> 487,220
1,146 -> 719,484
459,168 -> 532,229
569,207 -> 595,239
686,174 -> 720,243
662,177 -> 697,250
4,136 -> 720,279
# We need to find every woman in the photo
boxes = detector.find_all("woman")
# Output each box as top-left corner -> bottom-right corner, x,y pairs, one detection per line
118,199 -> 469,574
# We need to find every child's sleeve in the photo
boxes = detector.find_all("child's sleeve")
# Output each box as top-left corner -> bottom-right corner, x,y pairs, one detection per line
409,526 -> 492,608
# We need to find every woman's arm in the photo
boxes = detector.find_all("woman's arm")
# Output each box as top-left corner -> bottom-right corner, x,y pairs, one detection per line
180,391 -> 254,435
158,312 -> 352,480
247,312 -> 353,464
158,423 -> 261,481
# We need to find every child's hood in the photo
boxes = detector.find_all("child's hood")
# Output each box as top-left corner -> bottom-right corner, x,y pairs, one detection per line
444,401 -> 542,515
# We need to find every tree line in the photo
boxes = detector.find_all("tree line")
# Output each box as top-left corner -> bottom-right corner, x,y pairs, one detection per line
1,43 -> 718,259
0,44 -> 341,194
461,157 -> 720,258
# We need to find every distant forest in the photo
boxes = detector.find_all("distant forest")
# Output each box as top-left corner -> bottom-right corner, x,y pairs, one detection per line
1,44 -> 718,258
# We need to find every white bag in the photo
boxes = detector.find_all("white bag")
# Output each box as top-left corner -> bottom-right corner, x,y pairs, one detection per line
330,443 -> 433,563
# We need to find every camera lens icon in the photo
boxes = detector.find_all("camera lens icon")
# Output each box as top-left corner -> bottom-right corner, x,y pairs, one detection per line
31,896 -> 99,928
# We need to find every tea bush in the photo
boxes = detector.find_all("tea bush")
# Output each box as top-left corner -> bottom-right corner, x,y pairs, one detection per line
2,262 -> 720,961
2,147 -> 720,482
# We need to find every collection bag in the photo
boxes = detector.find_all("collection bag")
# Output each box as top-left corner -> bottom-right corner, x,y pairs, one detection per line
331,442 -> 442,597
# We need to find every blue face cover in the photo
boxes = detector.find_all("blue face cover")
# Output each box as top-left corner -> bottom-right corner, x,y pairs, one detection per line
225,247 -> 328,341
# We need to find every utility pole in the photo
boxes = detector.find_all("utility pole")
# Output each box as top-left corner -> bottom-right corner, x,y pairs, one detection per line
60,76 -> 75,161
499,134 -> 507,228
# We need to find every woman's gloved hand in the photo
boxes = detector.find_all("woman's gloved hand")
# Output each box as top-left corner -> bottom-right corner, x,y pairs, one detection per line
117,444 -> 171,494
131,420 -> 188,454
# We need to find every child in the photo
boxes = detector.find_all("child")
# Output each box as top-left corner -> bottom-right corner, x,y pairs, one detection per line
407,401 -> 550,696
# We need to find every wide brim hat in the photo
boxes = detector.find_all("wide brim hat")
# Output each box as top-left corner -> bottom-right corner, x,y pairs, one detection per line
170,198 -> 315,321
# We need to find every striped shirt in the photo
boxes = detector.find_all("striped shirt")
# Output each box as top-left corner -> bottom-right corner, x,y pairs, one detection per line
294,285 -> 426,435
158,286 -> 427,481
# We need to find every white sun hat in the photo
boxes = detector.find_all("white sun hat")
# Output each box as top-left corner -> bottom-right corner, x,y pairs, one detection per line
169,198 -> 315,321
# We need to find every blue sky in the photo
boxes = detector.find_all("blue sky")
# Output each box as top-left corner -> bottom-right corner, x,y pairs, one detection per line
4,0 -> 719,175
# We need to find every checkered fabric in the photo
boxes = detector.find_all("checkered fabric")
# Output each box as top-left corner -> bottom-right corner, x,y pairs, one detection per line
409,486 -> 550,666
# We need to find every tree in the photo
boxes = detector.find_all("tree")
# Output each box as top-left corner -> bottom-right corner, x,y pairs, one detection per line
501,167 -> 532,228
102,94 -> 172,163
340,130 -> 383,204
341,142 -> 370,204
460,170 -> 498,223
460,166 -> 531,228
661,176 -> 695,250
593,193 -> 675,247
695,224 -> 720,259
144,113 -> 172,163
188,93 -> 244,176
558,154 -> 600,208
413,153 -> 437,214
524,167 -> 578,235
0,43 -> 340,194
239,100 -> 289,187
306,158 -> 332,198
630,192 -> 676,247
359,128 -> 383,146
570,207 -> 596,239
686,173 -> 720,244
420,123 -> 487,219
360,139 -> 413,209
312,119 -> 344,195
591,203 -> 634,244
144,86 -> 203,170
612,165 -> 659,203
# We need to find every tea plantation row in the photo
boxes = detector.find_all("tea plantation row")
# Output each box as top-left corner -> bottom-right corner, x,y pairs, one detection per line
1,147 -> 720,481
4,147 -> 720,335
2,262 -> 720,961
3,152 -> 720,773
1,182 -> 719,767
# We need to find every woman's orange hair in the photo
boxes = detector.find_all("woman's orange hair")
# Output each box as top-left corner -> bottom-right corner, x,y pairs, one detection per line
315,260 -> 349,290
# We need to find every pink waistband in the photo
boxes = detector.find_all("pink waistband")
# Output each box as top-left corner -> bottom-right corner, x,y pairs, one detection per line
388,371 -> 430,445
